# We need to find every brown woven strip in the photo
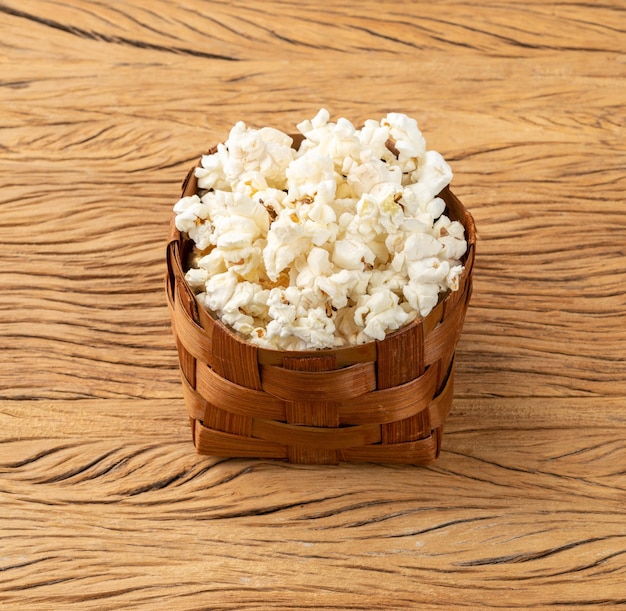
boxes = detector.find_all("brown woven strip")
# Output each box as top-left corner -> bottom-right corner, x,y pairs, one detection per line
257,342 -> 377,366
261,361 -> 376,402
341,434 -> 439,464
428,366 -> 454,430
194,422 -> 288,459
378,316 -> 430,443
173,281 -> 213,366
441,280 -> 464,316
252,419 -> 381,450
195,362 -> 285,419
424,285 -> 469,364
180,373 -> 206,421
337,364 -> 438,425
181,164 -> 198,197
171,241 -> 198,314
422,300 -> 445,335
165,243 -> 177,311
283,354 -> 340,463
202,321 -> 256,437
211,319 -> 263,391
175,338 -> 196,390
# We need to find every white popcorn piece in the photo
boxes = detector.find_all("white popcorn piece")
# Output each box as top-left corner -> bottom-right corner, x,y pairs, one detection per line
196,248 -> 227,276
384,230 -> 407,259
263,205 -> 337,281
382,112 -> 427,162
290,307 -> 336,350
294,247 -> 334,298
403,281 -> 441,318
306,191 -> 337,228
403,231 -> 443,261
446,264 -> 464,292
232,170 -> 268,198
230,191 -> 270,233
298,111 -> 361,171
227,281 -> 265,313
316,269 -> 370,310
344,187 -> 405,244
423,196 -> 446,221
221,244 -> 264,283
407,150 -> 454,206
219,309 -> 255,335
332,238 -> 376,270
346,158 -> 403,197
258,127 -> 295,164
286,151 -> 336,201
195,151 -> 229,191
267,286 -> 299,327
266,302 -> 336,350
307,246 -> 333,276
407,257 -> 450,287
439,235 -> 467,261
199,189 -> 229,220
221,123 -> 265,182
214,215 -> 261,250
434,216 -> 468,261
353,289 -> 411,341
173,194 -> 201,216
215,282 -> 270,336
205,122 -> 296,192
184,267 -> 209,292
252,186 -> 290,217
368,268 -> 407,293
202,270 -> 239,313
176,110 -> 466,350
297,107 -> 331,135
173,195 -> 213,251
358,119 -> 394,161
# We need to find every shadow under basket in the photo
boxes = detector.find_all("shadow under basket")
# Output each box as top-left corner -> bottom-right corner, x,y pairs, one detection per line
166,158 -> 476,465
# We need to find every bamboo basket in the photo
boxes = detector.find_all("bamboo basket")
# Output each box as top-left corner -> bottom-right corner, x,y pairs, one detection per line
166,137 -> 476,465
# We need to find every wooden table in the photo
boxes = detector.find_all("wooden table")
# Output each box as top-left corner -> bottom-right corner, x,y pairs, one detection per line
2,2 -> 625,609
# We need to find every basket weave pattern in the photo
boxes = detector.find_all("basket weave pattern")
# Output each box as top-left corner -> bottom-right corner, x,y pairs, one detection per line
166,159 -> 476,465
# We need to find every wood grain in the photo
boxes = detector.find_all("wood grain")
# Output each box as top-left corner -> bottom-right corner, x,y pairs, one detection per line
1,0 -> 625,608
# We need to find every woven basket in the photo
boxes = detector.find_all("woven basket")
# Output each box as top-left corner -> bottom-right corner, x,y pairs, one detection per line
166,138 -> 476,464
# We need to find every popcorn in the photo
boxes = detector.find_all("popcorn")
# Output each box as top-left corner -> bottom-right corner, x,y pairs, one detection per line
403,282 -> 440,318
174,110 -> 467,350
214,215 -> 261,250
383,112 -> 427,163
184,267 -> 209,292
346,158 -> 403,197
332,238 -> 376,271
290,307 -> 336,350
173,195 -> 212,250
263,205 -> 337,282
316,269 -> 370,310
195,248 -> 227,276
286,151 -> 336,200
221,122 -> 295,190
354,289 -> 412,341
202,270 -> 239,313
403,232 -> 443,262
297,109 -> 361,168
406,150 -> 453,208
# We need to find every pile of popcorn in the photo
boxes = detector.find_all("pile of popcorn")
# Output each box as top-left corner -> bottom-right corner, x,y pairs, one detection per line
174,109 -> 467,350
